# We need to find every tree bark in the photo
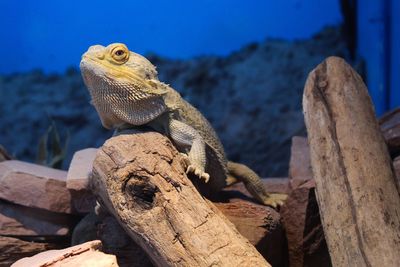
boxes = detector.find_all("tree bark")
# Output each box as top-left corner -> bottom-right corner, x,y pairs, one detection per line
303,56 -> 400,267
90,130 -> 270,267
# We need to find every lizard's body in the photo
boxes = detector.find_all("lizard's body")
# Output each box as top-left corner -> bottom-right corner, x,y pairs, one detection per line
80,43 -> 286,207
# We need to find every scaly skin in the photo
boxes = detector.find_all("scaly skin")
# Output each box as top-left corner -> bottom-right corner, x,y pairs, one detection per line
80,43 -> 286,207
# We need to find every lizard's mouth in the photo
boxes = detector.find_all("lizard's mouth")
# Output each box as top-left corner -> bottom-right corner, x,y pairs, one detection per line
81,55 -> 166,96
80,58 -> 158,101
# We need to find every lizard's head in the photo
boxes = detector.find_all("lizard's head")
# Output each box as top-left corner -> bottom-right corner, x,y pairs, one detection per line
80,43 -> 168,128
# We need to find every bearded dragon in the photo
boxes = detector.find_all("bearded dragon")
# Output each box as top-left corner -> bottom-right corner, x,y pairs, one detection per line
80,43 -> 286,207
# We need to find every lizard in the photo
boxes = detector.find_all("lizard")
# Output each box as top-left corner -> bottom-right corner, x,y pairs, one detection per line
80,43 -> 287,208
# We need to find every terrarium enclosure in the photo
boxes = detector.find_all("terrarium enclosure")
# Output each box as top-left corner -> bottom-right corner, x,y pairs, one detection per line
0,1 -> 399,266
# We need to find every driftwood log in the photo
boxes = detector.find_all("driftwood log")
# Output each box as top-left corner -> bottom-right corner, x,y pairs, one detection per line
71,187 -> 285,266
90,130 -> 270,267
303,57 -> 400,266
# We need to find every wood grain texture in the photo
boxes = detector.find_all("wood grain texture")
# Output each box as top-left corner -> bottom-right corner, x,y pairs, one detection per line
303,57 -> 400,267
90,130 -> 270,267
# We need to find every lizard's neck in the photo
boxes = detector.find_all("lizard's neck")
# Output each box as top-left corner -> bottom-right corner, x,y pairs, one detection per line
87,75 -> 167,126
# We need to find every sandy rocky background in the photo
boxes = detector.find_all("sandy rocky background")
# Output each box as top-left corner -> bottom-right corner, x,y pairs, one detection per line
0,26 -> 350,176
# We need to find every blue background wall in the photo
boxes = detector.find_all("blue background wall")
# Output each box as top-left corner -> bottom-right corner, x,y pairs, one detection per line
0,0 -> 342,74
1,0 -> 398,114
358,0 -> 400,114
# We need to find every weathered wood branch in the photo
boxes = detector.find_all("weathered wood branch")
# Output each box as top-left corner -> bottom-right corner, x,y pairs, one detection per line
303,57 -> 400,266
90,130 -> 270,267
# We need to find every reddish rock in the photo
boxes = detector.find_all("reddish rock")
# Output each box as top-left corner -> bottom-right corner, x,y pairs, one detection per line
289,136 -> 313,180
0,200 -> 73,236
0,236 -> 64,266
12,240 -> 117,267
261,177 -> 290,194
0,160 -> 74,213
288,178 -> 311,192
67,148 -> 98,191
380,107 -> 400,156
280,179 -> 331,267
214,200 -> 286,267
70,189 -> 96,214
67,148 -> 98,213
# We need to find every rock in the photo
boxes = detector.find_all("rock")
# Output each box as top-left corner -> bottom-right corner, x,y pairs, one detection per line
280,179 -> 332,267
12,240 -> 117,267
288,136 -> 312,180
70,189 -> 96,214
47,249 -> 117,267
0,160 -> 91,214
214,201 -> 286,267
66,148 -> 98,213
67,148 -> 98,191
262,178 -> 291,194
0,200 -> 74,236
380,107 -> 400,157
0,160 -> 73,213
0,236 -> 64,266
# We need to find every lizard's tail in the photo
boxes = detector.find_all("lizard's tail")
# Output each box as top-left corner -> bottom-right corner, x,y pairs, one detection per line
227,161 -> 269,203
227,161 -> 287,207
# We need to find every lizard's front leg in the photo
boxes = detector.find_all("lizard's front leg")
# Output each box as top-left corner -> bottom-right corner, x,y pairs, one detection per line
168,119 -> 210,182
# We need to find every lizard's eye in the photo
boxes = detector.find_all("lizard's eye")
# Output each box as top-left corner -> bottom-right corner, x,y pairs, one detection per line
115,50 -> 124,56
110,44 -> 129,63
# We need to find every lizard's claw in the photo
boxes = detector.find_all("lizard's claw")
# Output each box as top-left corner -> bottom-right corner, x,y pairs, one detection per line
262,193 -> 288,209
186,165 -> 210,183
179,153 -> 210,183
